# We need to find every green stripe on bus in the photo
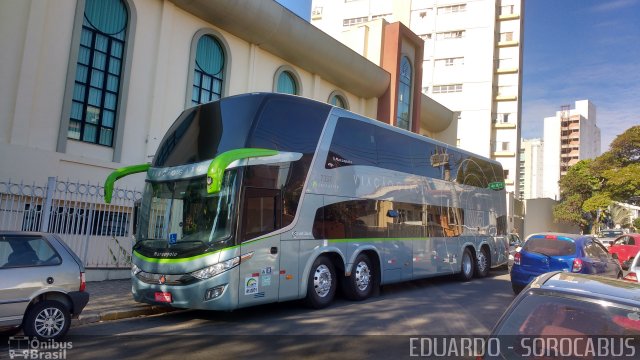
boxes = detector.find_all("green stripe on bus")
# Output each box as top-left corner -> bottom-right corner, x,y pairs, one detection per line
132,235 -> 273,263
328,237 -> 431,243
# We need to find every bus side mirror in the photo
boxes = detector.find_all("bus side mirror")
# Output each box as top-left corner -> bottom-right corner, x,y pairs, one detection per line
104,163 -> 150,203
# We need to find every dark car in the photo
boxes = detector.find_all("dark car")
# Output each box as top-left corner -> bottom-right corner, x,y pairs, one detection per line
510,233 -> 622,294
0,232 -> 90,340
486,272 -> 640,359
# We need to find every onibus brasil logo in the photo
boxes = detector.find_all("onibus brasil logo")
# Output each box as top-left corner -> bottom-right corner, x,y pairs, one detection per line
7,336 -> 72,359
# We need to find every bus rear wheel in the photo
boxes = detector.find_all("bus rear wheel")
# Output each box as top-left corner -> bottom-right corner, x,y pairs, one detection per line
343,253 -> 374,301
475,247 -> 490,278
458,248 -> 475,282
305,256 -> 337,309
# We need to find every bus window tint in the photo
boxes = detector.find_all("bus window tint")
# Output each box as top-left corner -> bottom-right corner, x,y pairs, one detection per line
313,199 -> 465,239
376,127 -> 413,174
249,97 -> 329,154
326,118 -> 377,168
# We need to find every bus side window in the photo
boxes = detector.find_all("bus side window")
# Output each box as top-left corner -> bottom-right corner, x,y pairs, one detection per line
240,188 -> 281,242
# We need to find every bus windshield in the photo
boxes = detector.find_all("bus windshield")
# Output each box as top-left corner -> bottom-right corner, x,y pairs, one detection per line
135,170 -> 239,258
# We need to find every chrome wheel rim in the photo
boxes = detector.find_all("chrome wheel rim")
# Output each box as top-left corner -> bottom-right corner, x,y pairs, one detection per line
313,264 -> 332,298
354,261 -> 371,291
462,252 -> 472,276
477,251 -> 488,274
35,307 -> 65,338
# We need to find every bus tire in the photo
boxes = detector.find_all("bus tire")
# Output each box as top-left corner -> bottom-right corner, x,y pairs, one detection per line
343,253 -> 374,301
475,246 -> 490,278
305,256 -> 337,309
458,248 -> 474,282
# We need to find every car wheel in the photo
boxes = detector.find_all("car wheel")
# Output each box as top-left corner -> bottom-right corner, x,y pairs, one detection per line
342,253 -> 375,301
458,248 -> 475,282
475,247 -> 490,278
23,300 -> 70,341
617,272 -> 624,279
623,257 -> 633,271
305,256 -> 337,309
512,283 -> 525,295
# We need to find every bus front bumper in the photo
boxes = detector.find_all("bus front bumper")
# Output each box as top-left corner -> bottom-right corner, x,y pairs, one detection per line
132,268 -> 239,311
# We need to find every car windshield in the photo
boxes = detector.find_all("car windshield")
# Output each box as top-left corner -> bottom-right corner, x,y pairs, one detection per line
494,293 -> 640,357
522,237 -> 576,256
135,170 -> 239,257
600,230 -> 623,238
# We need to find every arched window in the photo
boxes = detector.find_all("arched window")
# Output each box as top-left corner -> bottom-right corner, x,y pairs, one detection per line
191,34 -> 225,106
276,71 -> 298,95
68,0 -> 129,147
328,91 -> 349,110
396,56 -> 412,131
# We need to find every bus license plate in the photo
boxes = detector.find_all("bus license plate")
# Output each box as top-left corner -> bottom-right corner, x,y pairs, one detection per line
155,292 -> 172,303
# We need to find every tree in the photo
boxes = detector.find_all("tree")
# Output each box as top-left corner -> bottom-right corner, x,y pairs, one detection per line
554,126 -> 640,232
633,217 -> 640,232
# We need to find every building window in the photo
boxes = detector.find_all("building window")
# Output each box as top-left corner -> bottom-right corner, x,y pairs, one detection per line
191,34 -> 225,106
433,84 -> 463,94
68,0 -> 129,147
420,33 -> 432,41
274,67 -> 300,95
329,91 -> 349,109
500,5 -> 514,15
494,113 -> 511,123
500,32 -> 514,42
371,13 -> 391,20
396,56 -> 412,131
436,30 -> 465,40
437,4 -> 466,14
343,16 -> 368,27
436,57 -> 464,67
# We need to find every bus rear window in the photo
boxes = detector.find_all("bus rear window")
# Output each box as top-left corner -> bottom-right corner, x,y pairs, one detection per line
523,238 -> 576,256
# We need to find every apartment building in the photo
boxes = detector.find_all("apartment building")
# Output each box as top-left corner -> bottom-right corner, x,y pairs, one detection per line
519,138 -> 544,199
311,0 -> 525,195
542,100 -> 601,200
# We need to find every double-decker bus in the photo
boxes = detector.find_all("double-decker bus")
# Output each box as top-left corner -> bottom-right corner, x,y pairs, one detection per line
105,93 -> 508,310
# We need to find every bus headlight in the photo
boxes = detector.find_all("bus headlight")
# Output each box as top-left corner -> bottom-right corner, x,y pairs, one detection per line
131,263 -> 141,277
191,256 -> 240,280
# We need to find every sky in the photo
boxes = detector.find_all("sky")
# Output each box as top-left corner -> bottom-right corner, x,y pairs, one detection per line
277,0 -> 639,153
522,0 -> 640,153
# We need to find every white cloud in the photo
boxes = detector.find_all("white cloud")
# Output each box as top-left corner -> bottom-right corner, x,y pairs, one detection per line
589,0 -> 638,12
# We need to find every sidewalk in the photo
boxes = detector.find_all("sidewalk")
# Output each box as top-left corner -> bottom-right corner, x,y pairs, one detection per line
73,279 -> 175,327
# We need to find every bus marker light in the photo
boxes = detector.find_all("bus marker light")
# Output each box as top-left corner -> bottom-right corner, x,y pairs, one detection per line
155,292 -> 172,303
280,270 -> 286,274
252,272 -> 260,277
285,274 -> 293,280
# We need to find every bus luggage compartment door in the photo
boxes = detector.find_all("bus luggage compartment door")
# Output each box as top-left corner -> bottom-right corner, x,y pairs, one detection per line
238,187 -> 281,307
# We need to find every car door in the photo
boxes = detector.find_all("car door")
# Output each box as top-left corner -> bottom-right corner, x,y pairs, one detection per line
593,241 -> 619,278
0,235 -> 62,325
583,240 -> 605,274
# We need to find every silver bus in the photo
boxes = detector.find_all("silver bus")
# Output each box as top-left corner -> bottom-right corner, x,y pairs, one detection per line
105,93 -> 508,310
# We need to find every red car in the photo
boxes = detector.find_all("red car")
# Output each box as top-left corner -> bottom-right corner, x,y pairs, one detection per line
607,233 -> 640,270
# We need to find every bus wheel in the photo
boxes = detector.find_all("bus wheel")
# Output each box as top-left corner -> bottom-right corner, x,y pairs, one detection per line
343,253 -> 374,301
305,256 -> 336,309
475,247 -> 490,278
458,248 -> 474,282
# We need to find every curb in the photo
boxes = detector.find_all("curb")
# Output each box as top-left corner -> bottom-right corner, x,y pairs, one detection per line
73,306 -> 175,327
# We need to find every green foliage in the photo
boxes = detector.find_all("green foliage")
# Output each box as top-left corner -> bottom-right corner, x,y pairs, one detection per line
634,217 -> 640,231
555,126 -> 640,231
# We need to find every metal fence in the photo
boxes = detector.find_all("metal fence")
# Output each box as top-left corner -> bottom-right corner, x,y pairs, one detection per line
0,177 -> 141,269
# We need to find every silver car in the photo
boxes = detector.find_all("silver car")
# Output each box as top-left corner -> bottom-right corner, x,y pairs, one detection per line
0,232 -> 89,340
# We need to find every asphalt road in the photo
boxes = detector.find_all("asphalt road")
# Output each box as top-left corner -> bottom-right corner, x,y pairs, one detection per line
5,270 -> 516,359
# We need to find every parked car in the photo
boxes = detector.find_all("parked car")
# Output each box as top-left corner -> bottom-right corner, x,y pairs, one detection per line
623,253 -> 640,283
607,233 -> 640,270
485,272 -> 640,359
597,228 -> 625,248
510,233 -> 622,294
0,231 -> 89,340
507,233 -> 522,272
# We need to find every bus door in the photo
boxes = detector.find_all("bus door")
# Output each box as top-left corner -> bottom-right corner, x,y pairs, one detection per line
238,187 -> 281,307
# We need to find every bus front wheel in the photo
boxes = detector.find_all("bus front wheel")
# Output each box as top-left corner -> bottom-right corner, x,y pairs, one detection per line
305,256 -> 337,309
343,253 -> 374,301
458,248 -> 475,282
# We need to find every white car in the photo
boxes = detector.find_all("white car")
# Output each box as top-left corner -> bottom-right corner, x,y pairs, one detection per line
623,254 -> 640,282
